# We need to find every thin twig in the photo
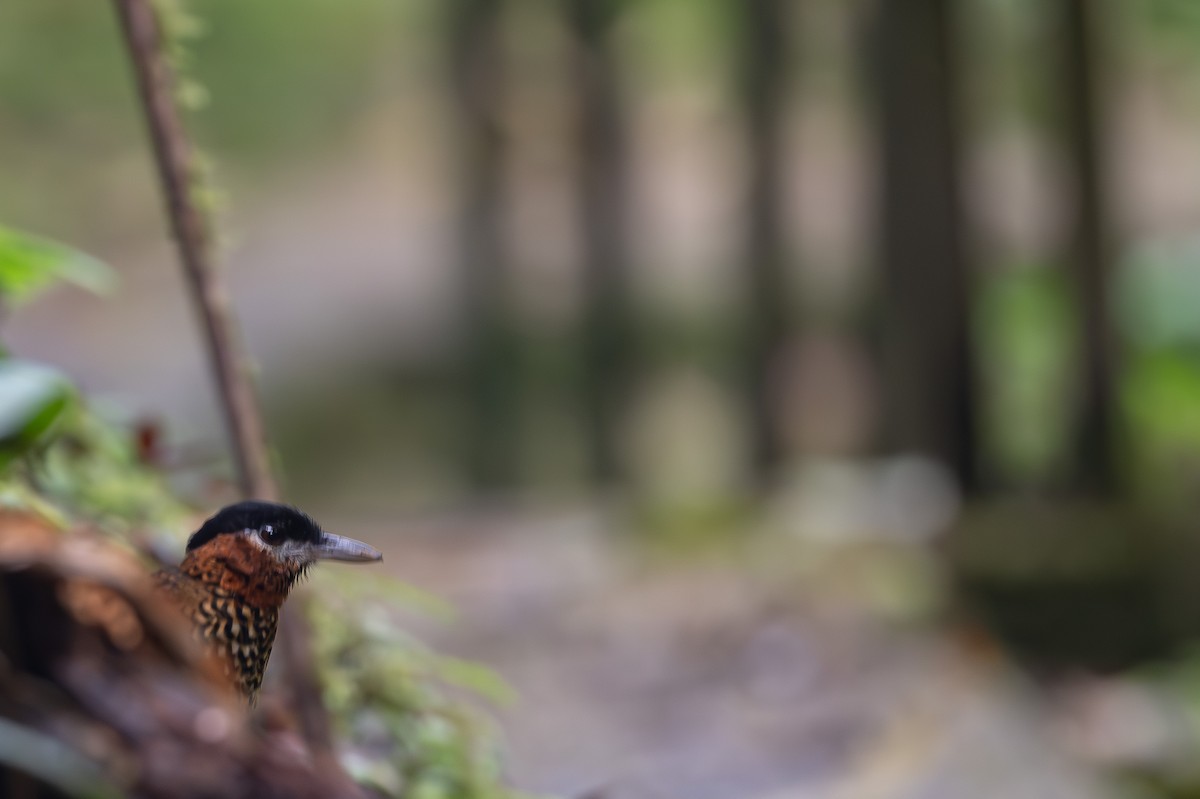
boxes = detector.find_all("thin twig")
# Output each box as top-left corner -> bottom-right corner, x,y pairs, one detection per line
111,0 -> 276,501
111,0 -> 348,780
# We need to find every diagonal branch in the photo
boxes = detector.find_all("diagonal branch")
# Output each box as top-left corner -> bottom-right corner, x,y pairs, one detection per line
111,0 -> 276,502
111,0 -> 350,781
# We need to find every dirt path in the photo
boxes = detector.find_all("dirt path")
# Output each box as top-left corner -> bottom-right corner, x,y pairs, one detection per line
353,508 -> 1118,799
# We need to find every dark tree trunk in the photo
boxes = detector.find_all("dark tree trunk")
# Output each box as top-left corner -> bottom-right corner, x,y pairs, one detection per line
567,0 -> 632,485
447,0 -> 516,489
869,0 -> 978,492
1058,0 -> 1117,496
736,0 -> 791,484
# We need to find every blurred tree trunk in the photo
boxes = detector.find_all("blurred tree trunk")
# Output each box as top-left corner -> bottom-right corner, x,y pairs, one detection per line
1058,0 -> 1118,496
448,0 -> 517,488
869,0 -> 978,492
567,0 -> 632,485
736,0 -> 791,485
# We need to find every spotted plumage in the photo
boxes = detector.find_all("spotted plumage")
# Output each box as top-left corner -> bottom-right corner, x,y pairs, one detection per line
155,501 -> 382,702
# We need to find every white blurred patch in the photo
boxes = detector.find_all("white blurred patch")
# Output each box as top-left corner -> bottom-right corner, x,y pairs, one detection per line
773,455 -> 961,545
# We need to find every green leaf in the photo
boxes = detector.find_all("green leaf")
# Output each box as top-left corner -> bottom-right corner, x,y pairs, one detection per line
0,360 -> 74,465
0,224 -> 116,305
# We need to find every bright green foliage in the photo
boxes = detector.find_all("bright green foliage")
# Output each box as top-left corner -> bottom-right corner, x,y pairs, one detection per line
0,224 -> 101,472
0,360 -> 75,471
0,369 -> 190,547
17,405 -> 190,538
0,225 -> 114,306
310,577 -> 527,799
0,224 -> 168,529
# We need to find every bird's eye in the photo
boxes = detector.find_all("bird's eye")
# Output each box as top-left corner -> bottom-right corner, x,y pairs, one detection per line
259,525 -> 284,546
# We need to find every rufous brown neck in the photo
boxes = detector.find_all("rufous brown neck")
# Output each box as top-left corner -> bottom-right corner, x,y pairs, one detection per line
179,534 -> 305,610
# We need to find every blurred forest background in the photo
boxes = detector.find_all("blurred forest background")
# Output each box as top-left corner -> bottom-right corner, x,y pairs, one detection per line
9,0 -> 1200,797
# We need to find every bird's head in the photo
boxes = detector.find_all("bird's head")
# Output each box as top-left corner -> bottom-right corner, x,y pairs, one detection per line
181,501 -> 382,606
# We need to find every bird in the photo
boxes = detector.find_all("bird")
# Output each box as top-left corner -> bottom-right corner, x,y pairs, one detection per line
155,500 -> 382,702
0,509 -> 367,797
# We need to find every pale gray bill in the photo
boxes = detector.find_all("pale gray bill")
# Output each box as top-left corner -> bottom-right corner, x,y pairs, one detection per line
314,531 -> 383,562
